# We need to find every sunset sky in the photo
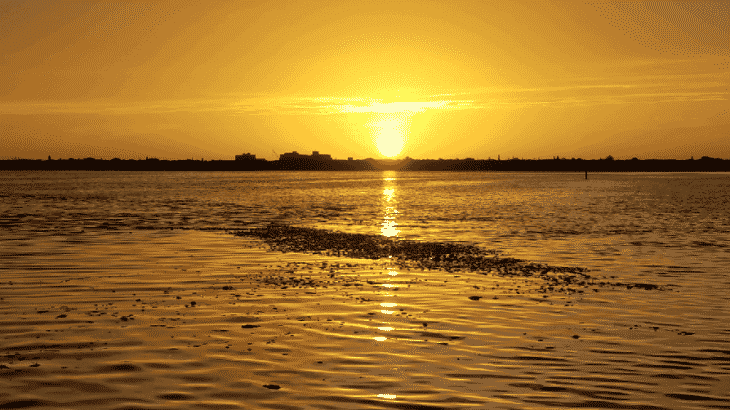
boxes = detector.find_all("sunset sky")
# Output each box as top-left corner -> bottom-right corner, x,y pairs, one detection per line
1,0 -> 728,160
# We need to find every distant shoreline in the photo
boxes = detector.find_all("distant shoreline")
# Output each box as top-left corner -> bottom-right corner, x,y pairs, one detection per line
2,156 -> 730,172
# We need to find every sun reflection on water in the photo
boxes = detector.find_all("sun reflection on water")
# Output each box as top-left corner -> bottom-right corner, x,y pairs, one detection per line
374,178 -> 403,369
380,172 -> 400,238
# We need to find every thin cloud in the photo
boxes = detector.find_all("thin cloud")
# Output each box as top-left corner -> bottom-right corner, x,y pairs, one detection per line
0,70 -> 724,116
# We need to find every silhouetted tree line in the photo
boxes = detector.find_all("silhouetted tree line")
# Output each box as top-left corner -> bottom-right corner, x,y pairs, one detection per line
1,155 -> 729,172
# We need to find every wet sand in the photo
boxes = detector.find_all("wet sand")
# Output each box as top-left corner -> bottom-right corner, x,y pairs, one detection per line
1,229 -> 729,409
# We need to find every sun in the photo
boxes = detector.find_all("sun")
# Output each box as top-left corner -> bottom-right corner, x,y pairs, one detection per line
368,116 -> 407,158
336,96 -> 451,158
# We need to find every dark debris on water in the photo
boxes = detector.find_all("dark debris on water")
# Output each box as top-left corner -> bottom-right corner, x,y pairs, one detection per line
233,224 -> 667,292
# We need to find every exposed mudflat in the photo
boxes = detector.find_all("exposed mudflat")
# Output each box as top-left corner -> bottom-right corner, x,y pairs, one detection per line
236,224 -> 668,293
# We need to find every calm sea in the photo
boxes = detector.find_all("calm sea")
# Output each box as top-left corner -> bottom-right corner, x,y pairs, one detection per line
3,171 -> 729,269
1,171 -> 729,409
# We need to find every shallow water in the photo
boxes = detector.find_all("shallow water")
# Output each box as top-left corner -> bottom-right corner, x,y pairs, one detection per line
1,171 -> 729,409
2,171 -> 729,267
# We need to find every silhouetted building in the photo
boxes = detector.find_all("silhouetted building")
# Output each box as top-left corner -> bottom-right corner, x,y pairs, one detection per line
279,151 -> 306,160
235,153 -> 257,161
279,151 -> 332,161
311,151 -> 332,160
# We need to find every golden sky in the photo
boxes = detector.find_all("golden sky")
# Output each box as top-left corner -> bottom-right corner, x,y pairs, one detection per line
1,0 -> 728,160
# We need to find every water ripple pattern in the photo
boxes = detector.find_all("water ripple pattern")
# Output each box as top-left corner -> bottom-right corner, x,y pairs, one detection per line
1,171 -> 729,409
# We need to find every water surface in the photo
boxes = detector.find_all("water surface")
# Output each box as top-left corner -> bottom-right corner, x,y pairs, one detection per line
1,171 -> 729,409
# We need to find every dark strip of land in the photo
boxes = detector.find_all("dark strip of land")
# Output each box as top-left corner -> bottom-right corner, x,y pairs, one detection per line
1,156 -> 729,171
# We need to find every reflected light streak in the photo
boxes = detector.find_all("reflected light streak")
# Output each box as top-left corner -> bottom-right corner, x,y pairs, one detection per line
381,181 -> 400,238
381,220 -> 399,238
377,394 -> 397,399
374,337 -> 388,341
378,326 -> 394,331
381,310 -> 395,314
387,271 -> 398,276
380,302 -> 398,308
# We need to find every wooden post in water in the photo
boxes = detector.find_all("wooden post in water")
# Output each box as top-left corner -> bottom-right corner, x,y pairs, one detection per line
585,170 -> 588,180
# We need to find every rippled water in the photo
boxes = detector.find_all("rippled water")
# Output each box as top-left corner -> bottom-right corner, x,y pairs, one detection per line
1,171 -> 729,409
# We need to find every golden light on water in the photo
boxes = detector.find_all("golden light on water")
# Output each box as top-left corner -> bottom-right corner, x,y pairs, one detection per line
381,220 -> 399,238
381,175 -> 400,238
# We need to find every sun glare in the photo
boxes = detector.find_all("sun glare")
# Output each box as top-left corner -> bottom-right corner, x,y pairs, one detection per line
335,97 -> 452,158
368,116 -> 407,158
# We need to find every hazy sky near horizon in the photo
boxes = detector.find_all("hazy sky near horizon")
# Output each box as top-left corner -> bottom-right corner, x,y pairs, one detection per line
1,0 -> 728,160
